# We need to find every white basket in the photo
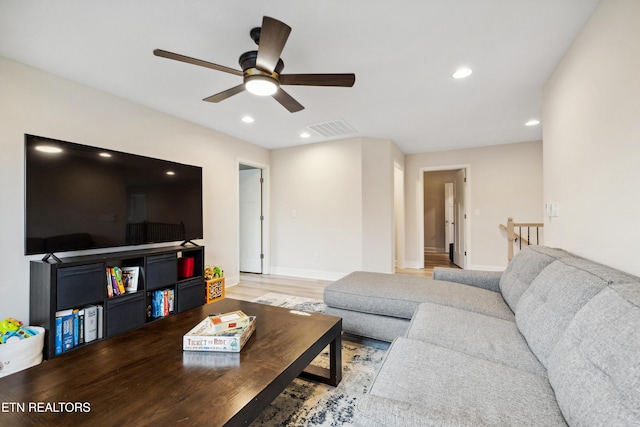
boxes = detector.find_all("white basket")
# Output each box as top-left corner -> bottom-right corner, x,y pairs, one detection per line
0,326 -> 45,378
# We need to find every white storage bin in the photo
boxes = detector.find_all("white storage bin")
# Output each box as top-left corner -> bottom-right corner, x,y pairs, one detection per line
0,326 -> 45,378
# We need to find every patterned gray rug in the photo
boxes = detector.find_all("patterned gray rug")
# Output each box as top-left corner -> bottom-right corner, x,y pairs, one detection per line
250,293 -> 389,426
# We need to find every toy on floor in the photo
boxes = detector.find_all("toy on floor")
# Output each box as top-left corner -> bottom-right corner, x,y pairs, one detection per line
0,318 -> 39,344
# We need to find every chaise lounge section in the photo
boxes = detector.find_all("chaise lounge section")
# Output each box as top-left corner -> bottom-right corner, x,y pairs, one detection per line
323,246 -> 640,425
323,246 -> 571,341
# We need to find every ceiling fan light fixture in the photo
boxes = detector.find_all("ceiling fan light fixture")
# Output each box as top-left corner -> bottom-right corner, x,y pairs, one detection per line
245,74 -> 278,96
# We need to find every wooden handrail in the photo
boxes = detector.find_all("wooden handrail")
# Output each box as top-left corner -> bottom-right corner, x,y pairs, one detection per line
501,217 -> 544,261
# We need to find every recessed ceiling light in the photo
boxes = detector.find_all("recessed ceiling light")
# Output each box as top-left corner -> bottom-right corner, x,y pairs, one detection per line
452,67 -> 473,79
525,119 -> 541,126
35,145 -> 62,153
241,116 -> 254,123
166,171 -> 175,176
99,152 -> 112,158
300,132 -> 311,138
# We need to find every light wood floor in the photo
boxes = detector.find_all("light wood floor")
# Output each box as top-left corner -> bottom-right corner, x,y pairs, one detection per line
226,252 -> 459,301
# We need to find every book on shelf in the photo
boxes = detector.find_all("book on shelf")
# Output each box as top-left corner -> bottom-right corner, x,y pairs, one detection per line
121,266 -> 140,293
55,315 -> 63,355
55,309 -> 74,353
112,267 -> 126,295
106,267 -> 128,297
183,315 -> 256,352
97,305 -> 104,339
84,305 -> 98,343
54,305 -> 103,354
150,289 -> 175,319
106,269 -> 114,298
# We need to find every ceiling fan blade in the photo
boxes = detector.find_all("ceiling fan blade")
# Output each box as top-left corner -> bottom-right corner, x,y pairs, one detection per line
203,84 -> 246,103
154,49 -> 243,76
256,16 -> 291,73
280,73 -> 356,87
272,88 -> 304,113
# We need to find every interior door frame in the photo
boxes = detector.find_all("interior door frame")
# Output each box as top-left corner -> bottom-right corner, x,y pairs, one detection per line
237,159 -> 270,275
418,165 -> 470,269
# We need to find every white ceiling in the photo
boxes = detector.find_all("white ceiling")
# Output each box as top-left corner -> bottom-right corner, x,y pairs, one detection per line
0,0 -> 600,153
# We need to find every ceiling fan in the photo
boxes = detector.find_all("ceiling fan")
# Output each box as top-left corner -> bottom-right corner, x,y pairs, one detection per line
154,16 -> 356,113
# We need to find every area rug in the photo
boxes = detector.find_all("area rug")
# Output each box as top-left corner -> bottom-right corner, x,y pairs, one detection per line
252,292 -> 327,314
250,293 -> 389,426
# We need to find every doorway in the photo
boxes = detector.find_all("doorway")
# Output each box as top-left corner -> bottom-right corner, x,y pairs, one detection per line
239,164 -> 263,274
421,167 -> 468,269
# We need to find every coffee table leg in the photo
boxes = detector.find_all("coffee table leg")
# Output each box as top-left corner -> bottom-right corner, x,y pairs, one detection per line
328,331 -> 342,386
300,330 -> 342,386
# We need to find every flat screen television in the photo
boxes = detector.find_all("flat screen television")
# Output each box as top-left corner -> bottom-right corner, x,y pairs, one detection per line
25,134 -> 203,256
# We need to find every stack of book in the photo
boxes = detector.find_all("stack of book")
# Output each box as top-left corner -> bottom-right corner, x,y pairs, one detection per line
106,266 -> 140,298
150,289 -> 175,319
54,305 -> 103,355
183,311 -> 256,353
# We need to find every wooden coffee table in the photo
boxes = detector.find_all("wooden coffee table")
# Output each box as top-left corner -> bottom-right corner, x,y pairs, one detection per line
0,298 -> 342,426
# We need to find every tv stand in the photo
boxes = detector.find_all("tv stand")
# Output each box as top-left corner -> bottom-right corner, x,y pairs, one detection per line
41,253 -> 62,263
30,245 -> 205,359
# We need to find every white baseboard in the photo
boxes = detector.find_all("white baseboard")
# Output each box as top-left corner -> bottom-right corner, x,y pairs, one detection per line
268,266 -> 348,281
402,260 -> 423,269
223,275 -> 240,286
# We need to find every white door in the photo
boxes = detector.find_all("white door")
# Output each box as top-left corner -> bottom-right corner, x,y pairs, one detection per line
453,169 -> 466,268
239,168 -> 262,273
444,183 -> 454,248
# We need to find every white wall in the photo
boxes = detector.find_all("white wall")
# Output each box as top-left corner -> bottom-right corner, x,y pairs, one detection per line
542,0 -> 640,276
0,57 -> 270,321
405,141 -> 543,270
270,137 -> 401,279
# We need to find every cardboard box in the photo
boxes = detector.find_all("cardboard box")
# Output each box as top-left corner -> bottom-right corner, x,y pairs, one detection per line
183,316 -> 256,352
208,311 -> 250,333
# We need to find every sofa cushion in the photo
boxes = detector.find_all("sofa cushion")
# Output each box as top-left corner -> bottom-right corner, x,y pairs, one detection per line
356,337 -> 567,426
432,268 -> 502,292
547,283 -> 640,426
499,246 -> 573,312
324,271 -> 514,321
516,257 -> 637,367
324,306 -> 410,342
407,302 -> 546,376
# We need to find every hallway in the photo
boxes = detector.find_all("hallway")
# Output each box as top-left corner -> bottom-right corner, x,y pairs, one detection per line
396,251 -> 459,277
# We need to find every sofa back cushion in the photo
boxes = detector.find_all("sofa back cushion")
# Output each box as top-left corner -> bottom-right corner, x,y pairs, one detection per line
547,283 -> 640,426
499,246 -> 573,311
516,257 -> 638,367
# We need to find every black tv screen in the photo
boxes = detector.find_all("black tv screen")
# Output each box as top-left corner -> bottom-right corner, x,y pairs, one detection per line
25,135 -> 203,255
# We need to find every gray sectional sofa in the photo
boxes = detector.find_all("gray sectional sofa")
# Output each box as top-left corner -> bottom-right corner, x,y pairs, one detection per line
323,246 -> 640,426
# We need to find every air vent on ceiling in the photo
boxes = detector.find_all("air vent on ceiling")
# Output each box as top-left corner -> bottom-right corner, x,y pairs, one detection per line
306,119 -> 357,138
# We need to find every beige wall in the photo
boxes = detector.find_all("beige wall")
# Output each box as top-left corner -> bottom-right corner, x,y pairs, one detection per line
543,0 -> 640,276
0,56 -> 270,321
270,137 -> 401,279
405,141 -> 543,270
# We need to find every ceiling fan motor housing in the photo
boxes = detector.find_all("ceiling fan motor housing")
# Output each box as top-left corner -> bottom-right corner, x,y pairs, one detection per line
239,50 -> 284,74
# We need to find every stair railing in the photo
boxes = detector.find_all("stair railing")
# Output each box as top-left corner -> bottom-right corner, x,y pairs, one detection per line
499,217 -> 544,261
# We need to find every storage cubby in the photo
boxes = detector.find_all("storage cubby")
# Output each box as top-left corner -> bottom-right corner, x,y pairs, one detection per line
30,245 -> 205,359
